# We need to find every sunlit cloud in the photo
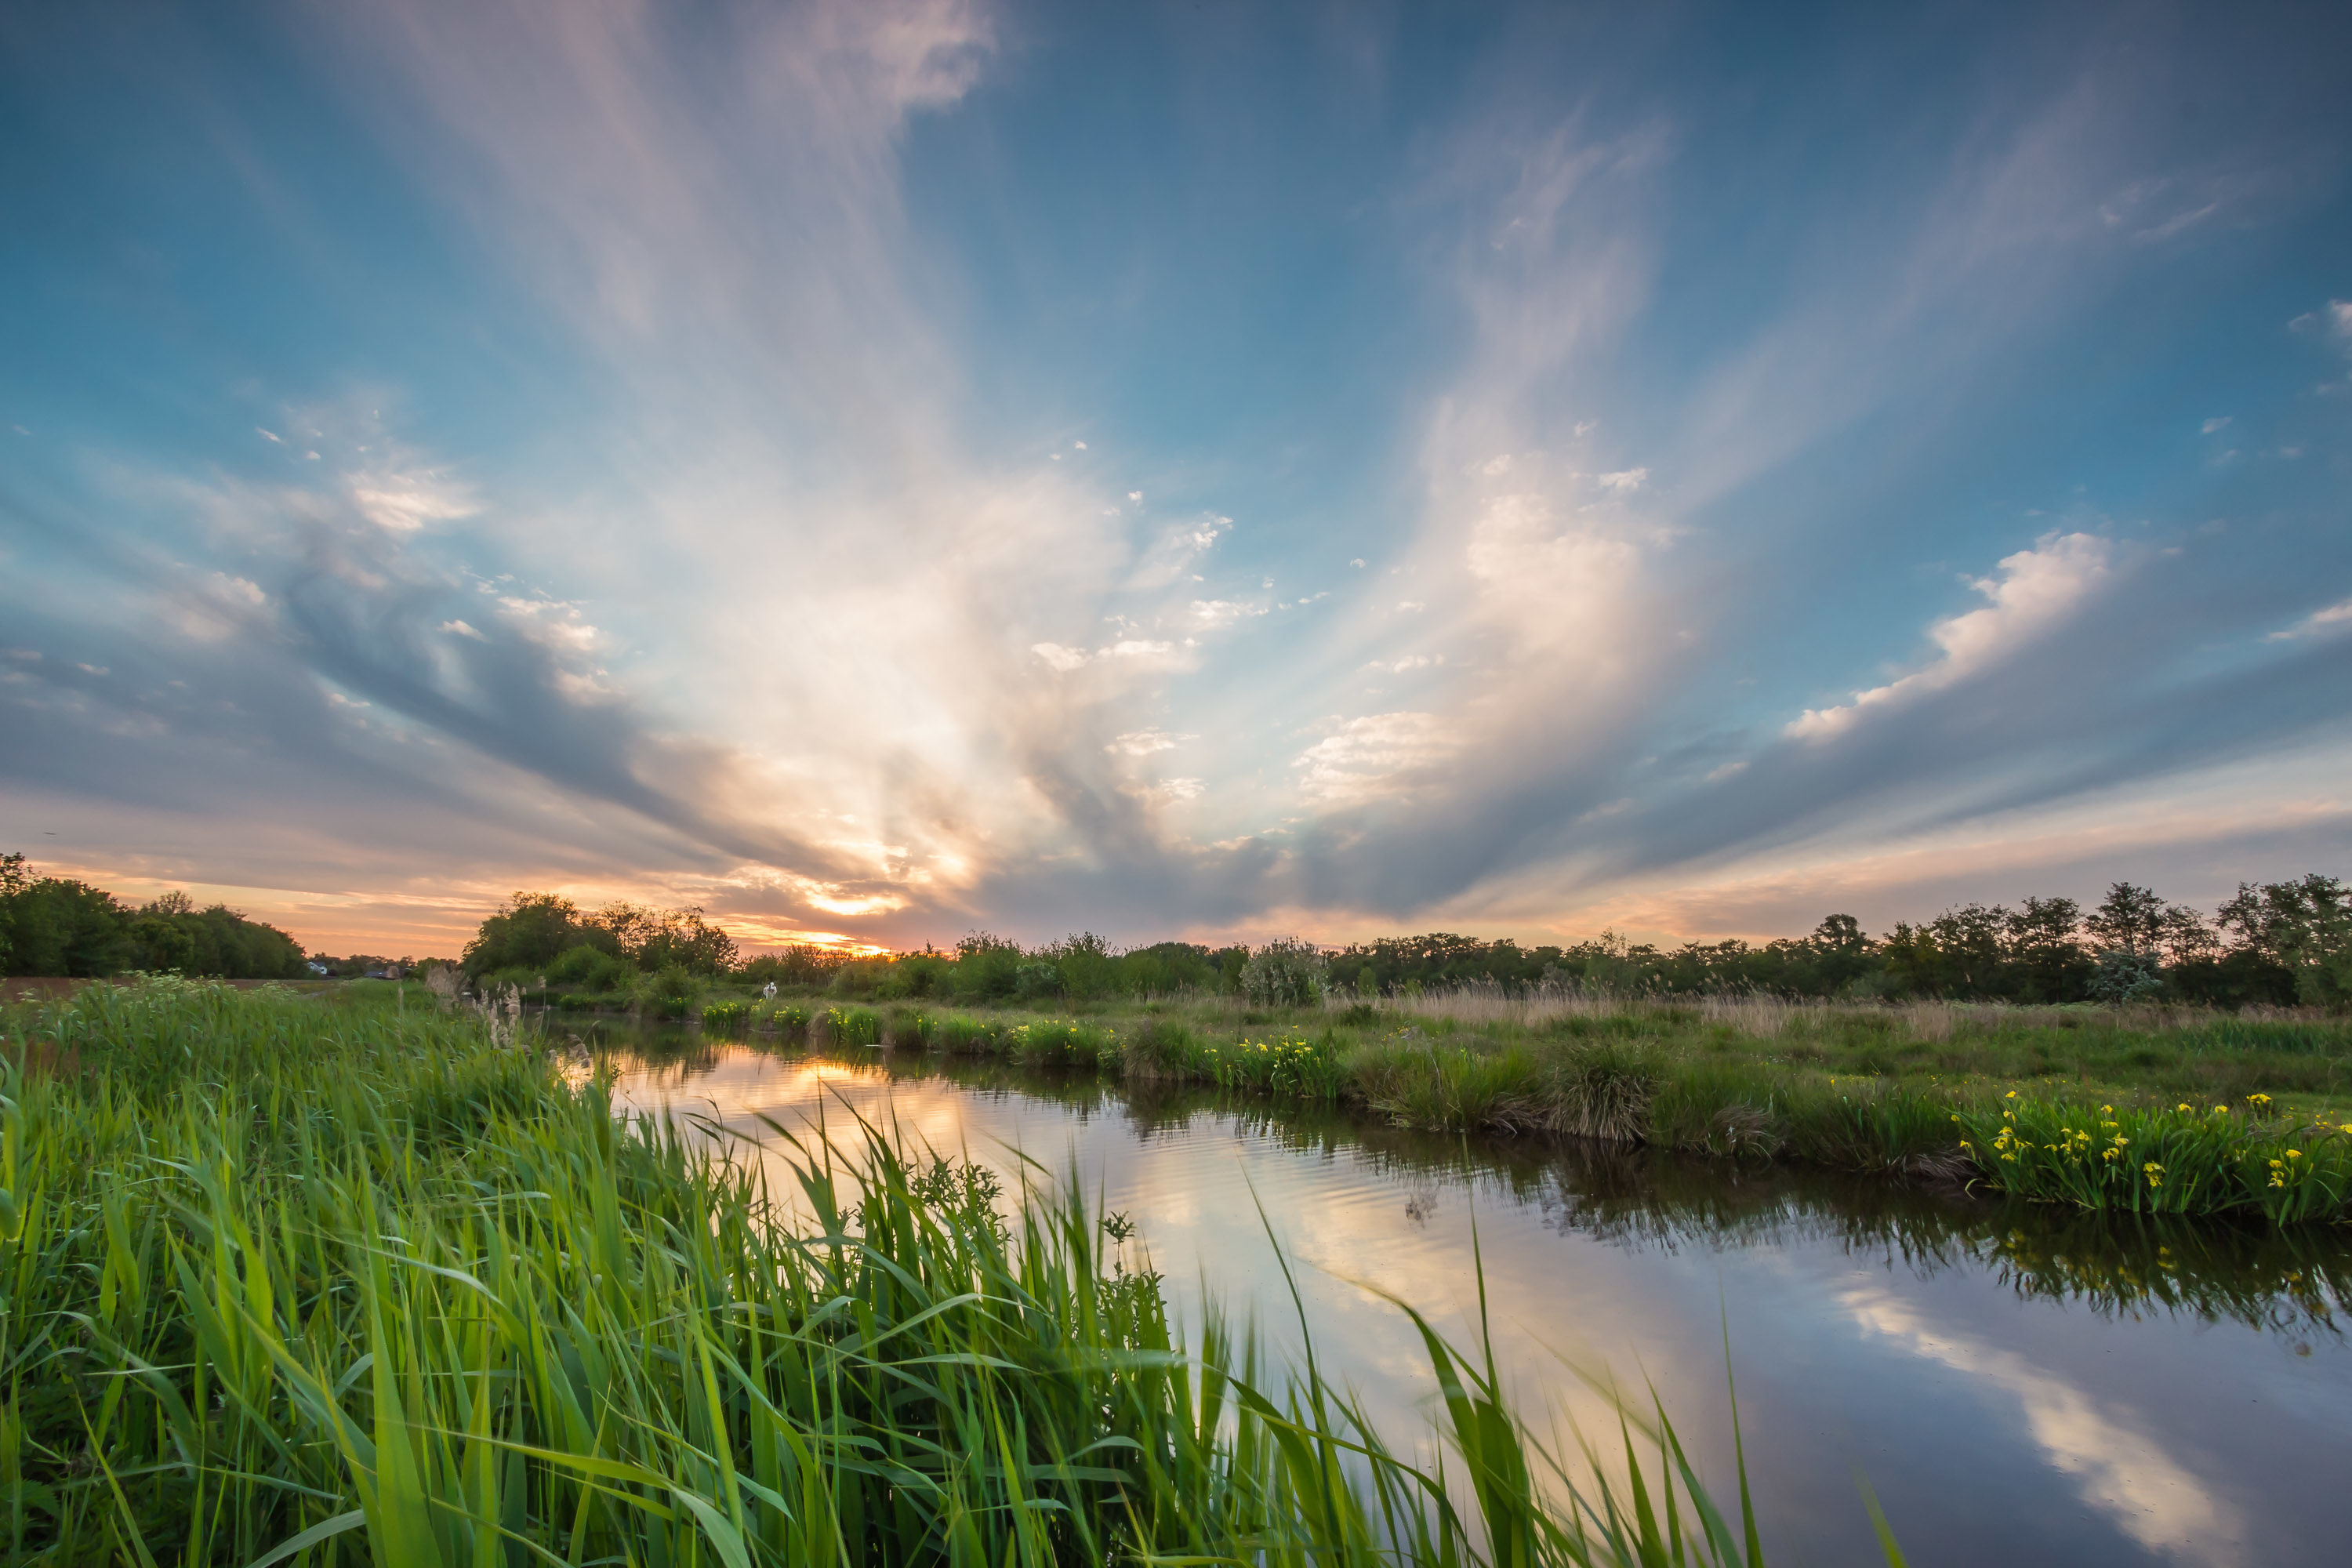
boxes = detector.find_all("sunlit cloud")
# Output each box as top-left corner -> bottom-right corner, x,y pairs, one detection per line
1788,533 -> 2119,739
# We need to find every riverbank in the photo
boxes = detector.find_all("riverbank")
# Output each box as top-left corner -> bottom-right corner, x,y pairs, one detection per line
687,991 -> 2352,1222
2,977 -> 1882,1567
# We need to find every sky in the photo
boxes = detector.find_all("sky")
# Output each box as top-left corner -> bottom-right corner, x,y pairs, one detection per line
3,0 -> 2350,959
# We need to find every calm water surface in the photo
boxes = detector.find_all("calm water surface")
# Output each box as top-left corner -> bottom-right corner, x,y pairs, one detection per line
593,1029 -> 2350,1567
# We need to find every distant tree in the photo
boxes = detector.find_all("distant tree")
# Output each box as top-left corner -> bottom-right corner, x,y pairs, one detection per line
1,875 -> 130,976
2003,896 -> 2091,1003
463,893 -> 597,977
630,906 -> 738,976
1926,904 -> 2011,996
2217,875 -> 2352,1008
2084,883 -> 2208,961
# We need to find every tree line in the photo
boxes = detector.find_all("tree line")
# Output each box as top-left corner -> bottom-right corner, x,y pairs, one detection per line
807,876 -> 2350,1010
14,856 -> 2348,1008
0,853 -> 307,979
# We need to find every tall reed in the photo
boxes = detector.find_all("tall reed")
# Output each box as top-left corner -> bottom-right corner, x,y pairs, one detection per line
4,979 -> 1896,1566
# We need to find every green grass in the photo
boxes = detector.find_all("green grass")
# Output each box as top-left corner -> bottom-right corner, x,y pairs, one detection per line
0,978 -> 1900,1567
767,995 -> 2352,1221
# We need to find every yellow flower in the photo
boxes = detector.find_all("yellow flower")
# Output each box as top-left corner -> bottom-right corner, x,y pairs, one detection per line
2101,1105 -> 2113,1114
2212,1105 -> 2228,1116
2177,1103 -> 2192,1112
2005,1090 -> 2017,1098
2285,1149 -> 2303,1160
2249,1093 -> 2271,1104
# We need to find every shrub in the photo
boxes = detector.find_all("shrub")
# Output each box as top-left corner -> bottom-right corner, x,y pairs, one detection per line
1355,1036 -> 1539,1130
932,1013 -> 1000,1054
632,961 -> 702,1011
1120,1016 -> 1196,1076
1541,1037 -> 1666,1142
1239,937 -> 1328,1007
1008,1018 -> 1119,1069
547,942 -> 630,992
1192,1030 -> 1352,1100
823,1004 -> 882,1047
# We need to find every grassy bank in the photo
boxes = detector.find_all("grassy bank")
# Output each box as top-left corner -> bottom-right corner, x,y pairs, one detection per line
2,978 -> 1893,1567
691,990 -> 2352,1222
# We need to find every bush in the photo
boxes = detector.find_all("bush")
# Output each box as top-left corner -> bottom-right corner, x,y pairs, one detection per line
548,942 -> 630,992
823,1004 -> 883,1047
1121,1016 -> 1196,1076
1239,938 -> 1328,1007
1192,1030 -> 1352,1100
1008,1018 -> 1119,1069
1354,1036 -> 1539,1129
929,1013 -> 996,1054
2088,948 -> 2165,1005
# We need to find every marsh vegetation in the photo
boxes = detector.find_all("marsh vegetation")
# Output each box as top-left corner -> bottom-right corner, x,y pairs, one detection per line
677,988 -> 2352,1223
3,978 -> 1911,1567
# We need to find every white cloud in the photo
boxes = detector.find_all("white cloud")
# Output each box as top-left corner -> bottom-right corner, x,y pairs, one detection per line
1157,777 -> 1204,800
1128,491 -> 1143,502
2290,299 -> 2352,349
1363,654 -> 1436,673
1349,557 -> 1365,568
349,463 -> 479,534
440,619 -> 488,641
1127,515 -> 1230,590
497,596 -> 598,651
211,573 -> 267,607
1106,728 -> 1193,756
256,426 -> 282,442
1595,466 -> 1648,492
1190,598 -> 1265,627
2200,416 -> 2230,434
1788,531 -> 2117,739
1293,712 -> 1456,803
1030,641 -> 1088,672
2267,596 -> 2352,642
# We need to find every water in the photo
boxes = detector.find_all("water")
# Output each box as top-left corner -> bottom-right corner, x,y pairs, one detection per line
596,1029 -> 2351,1567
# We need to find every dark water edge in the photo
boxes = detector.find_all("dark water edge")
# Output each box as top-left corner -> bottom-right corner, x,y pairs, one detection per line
588,1022 -> 2352,1568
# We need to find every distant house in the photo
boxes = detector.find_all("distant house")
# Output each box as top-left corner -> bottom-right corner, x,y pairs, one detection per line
307,960 -> 331,976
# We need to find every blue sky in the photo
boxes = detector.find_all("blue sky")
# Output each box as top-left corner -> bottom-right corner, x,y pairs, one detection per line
3,0 -> 2349,956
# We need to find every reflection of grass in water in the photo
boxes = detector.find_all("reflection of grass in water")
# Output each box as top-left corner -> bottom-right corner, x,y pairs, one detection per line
587,1029 -> 2350,1335
8,978 -> 1901,1568
862,1048 -> 2352,1338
